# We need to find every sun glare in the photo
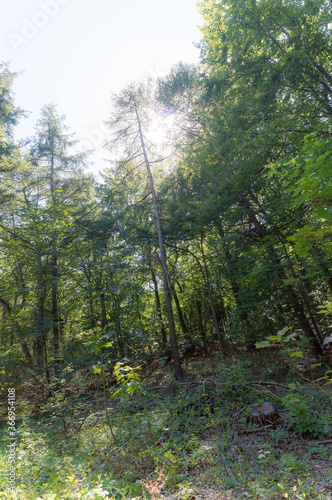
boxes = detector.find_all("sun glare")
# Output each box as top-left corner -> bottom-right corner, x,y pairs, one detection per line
147,110 -> 179,155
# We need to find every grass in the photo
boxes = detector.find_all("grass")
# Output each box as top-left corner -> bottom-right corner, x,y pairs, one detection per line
0,349 -> 331,499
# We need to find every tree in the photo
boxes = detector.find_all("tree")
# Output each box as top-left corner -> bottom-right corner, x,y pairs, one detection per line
0,63 -> 24,169
29,104 -> 91,361
151,0 -> 332,353
0,63 -> 34,364
106,83 -> 184,380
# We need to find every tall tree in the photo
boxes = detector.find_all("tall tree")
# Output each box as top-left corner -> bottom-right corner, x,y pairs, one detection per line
106,83 -> 184,380
30,104 -> 90,361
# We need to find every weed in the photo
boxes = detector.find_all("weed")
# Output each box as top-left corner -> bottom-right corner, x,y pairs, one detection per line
112,363 -> 154,443
282,393 -> 332,438
1,349 -> 331,499
278,478 -> 327,499
141,465 -> 167,499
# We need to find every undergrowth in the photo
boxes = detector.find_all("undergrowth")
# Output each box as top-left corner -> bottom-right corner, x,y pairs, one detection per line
0,352 -> 331,499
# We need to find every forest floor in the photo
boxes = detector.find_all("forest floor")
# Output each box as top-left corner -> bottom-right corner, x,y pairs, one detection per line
0,346 -> 332,499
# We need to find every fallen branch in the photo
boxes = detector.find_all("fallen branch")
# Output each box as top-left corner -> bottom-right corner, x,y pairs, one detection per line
202,378 -> 220,394
90,442 -> 128,470
232,405 -> 250,419
144,378 -> 309,397
308,439 -> 332,445
245,383 -> 281,401
144,385 -> 168,391
218,452 -> 239,484
146,437 -> 163,449
250,381 -> 308,395
76,409 -> 90,434
62,417 -> 67,433
238,424 -> 273,434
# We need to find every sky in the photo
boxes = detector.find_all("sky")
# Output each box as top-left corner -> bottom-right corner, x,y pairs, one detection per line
1,0 -> 202,175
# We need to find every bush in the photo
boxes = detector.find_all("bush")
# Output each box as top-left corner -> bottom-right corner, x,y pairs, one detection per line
282,393 -> 332,438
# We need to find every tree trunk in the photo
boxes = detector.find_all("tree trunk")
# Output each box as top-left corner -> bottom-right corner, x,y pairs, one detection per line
88,289 -> 96,327
110,276 -> 124,357
171,283 -> 193,348
166,242 -> 226,356
243,202 -> 323,354
135,105 -> 183,380
150,265 -> 168,347
100,291 -> 108,328
297,260 -> 324,344
312,244 -> 332,294
196,299 -> 208,354
0,296 -> 33,365
19,338 -> 34,366
85,264 -> 96,327
282,243 -> 324,344
200,235 -> 226,356
50,147 -> 60,362
36,258 -> 46,367
51,241 -> 60,360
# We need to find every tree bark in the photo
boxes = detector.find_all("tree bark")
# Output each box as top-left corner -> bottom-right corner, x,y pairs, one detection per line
35,251 -> 46,366
135,105 -> 183,380
0,296 -> 33,365
165,242 -> 226,356
150,265 -> 168,347
50,146 -> 60,361
312,244 -> 332,294
99,290 -> 108,328
243,202 -> 323,354
200,235 -> 226,356
281,243 -> 324,344
20,340 -> 33,365
109,274 -> 124,357
36,296 -> 46,367
171,283 -> 192,343
196,299 -> 208,354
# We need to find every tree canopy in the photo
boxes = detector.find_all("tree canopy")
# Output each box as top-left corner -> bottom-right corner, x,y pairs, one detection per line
1,0 -> 331,380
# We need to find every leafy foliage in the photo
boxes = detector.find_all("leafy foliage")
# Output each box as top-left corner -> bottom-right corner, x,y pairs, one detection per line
1,0 -> 332,497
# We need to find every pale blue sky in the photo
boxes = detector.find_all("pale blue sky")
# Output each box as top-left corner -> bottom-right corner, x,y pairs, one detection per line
1,0 -> 201,173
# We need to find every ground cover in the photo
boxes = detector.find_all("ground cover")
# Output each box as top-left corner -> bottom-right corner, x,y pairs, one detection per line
0,348 -> 331,499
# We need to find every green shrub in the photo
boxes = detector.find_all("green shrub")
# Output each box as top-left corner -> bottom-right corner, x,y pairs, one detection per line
282,393 -> 332,438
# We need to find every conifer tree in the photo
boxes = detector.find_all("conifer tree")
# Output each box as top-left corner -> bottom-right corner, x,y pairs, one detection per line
106,83 -> 184,380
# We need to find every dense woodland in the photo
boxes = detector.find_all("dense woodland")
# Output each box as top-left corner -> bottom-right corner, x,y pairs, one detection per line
1,0 -> 332,378
1,0 -> 332,499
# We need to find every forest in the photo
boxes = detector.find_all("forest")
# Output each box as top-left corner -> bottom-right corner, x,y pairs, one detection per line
0,0 -> 332,499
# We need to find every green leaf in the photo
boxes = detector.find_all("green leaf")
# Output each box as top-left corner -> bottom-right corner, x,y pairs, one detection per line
126,386 -> 136,395
256,341 -> 270,348
289,351 -> 303,358
102,342 -> 113,348
110,388 -> 123,398
284,333 -> 296,342
277,326 -> 291,337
